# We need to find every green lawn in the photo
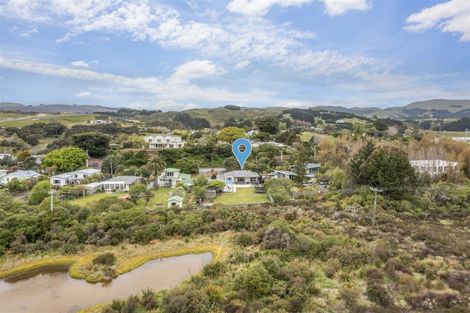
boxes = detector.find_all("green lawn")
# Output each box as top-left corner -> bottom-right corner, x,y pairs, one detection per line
0,113 -> 95,127
68,192 -> 124,207
214,187 -> 269,205
149,188 -> 172,207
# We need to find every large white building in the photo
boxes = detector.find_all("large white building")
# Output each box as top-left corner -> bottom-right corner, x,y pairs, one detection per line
410,159 -> 459,177
50,168 -> 101,187
144,134 -> 186,149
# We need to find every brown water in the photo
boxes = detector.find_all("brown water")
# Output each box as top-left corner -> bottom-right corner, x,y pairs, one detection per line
0,253 -> 212,313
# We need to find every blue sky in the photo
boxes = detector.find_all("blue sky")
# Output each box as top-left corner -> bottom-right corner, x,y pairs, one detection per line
0,0 -> 469,110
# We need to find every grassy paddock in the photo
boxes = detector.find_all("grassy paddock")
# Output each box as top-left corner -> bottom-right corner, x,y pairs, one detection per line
214,187 -> 269,205
0,233 -> 230,283
67,192 -> 125,207
0,113 -> 95,127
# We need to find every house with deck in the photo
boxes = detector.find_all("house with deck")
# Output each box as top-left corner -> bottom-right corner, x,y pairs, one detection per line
50,168 -> 101,187
223,170 -> 260,186
144,134 -> 186,149
90,176 -> 141,192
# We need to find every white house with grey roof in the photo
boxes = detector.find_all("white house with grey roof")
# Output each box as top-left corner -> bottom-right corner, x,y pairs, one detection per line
100,176 -> 141,192
0,170 -> 40,185
268,170 -> 297,180
86,176 -> 141,193
223,170 -> 260,186
50,168 -> 101,187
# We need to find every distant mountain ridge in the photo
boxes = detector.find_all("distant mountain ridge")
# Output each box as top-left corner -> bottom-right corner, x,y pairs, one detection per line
1,99 -> 469,120
0,102 -> 118,113
311,99 -> 470,120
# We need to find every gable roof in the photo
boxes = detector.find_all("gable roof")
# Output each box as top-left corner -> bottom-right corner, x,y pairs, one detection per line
51,168 -> 100,179
272,170 -> 296,176
224,170 -> 260,178
168,195 -> 183,202
4,170 -> 40,179
104,176 -> 140,184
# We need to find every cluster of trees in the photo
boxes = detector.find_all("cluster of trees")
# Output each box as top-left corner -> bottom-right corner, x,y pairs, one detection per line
174,113 -> 211,129
0,194 -> 266,256
42,146 -> 88,173
349,142 -> 416,198
6,122 -> 66,145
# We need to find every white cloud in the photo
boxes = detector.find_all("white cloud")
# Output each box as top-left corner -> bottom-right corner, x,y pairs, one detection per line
0,56 -> 285,107
235,60 -> 250,69
70,60 -> 99,68
321,0 -> 371,16
75,91 -> 92,97
170,60 -> 221,83
19,26 -> 38,38
8,24 -> 38,38
227,0 -> 313,16
405,0 -> 470,41
0,0 -> 373,77
70,60 -> 89,68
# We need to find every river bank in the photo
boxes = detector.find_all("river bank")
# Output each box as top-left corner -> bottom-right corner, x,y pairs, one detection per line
0,233 -> 230,283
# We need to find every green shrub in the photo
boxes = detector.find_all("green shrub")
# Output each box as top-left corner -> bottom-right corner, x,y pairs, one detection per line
235,232 -> 255,247
234,263 -> 274,299
163,287 -> 210,313
93,252 -> 116,265
28,180 -> 51,205
202,261 -> 225,278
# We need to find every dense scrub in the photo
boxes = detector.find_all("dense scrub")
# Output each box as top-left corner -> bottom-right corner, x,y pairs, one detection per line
97,192 -> 470,312
1,178 -> 469,313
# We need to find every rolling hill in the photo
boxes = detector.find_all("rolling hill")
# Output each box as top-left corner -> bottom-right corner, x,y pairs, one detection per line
0,102 -> 117,113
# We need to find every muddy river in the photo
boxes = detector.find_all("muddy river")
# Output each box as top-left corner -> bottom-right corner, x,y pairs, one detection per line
0,252 -> 212,313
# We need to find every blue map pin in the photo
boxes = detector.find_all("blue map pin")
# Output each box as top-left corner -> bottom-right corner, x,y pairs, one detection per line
232,138 -> 252,169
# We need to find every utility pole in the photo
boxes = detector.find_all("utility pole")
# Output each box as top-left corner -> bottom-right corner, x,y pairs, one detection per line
49,189 -> 55,212
370,187 -> 383,226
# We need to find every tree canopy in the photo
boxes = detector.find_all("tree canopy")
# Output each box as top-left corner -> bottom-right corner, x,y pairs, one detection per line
43,146 -> 88,173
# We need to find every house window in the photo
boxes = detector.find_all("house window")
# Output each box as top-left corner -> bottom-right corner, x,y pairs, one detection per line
236,177 -> 245,183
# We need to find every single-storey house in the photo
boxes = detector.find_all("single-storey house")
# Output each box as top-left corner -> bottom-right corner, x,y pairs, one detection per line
100,176 -> 141,192
223,170 -> 260,186
0,170 -> 40,185
268,163 -> 321,182
167,195 -> 184,208
157,168 -> 192,188
50,168 -> 101,187
410,159 -> 459,177
268,170 -> 297,180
